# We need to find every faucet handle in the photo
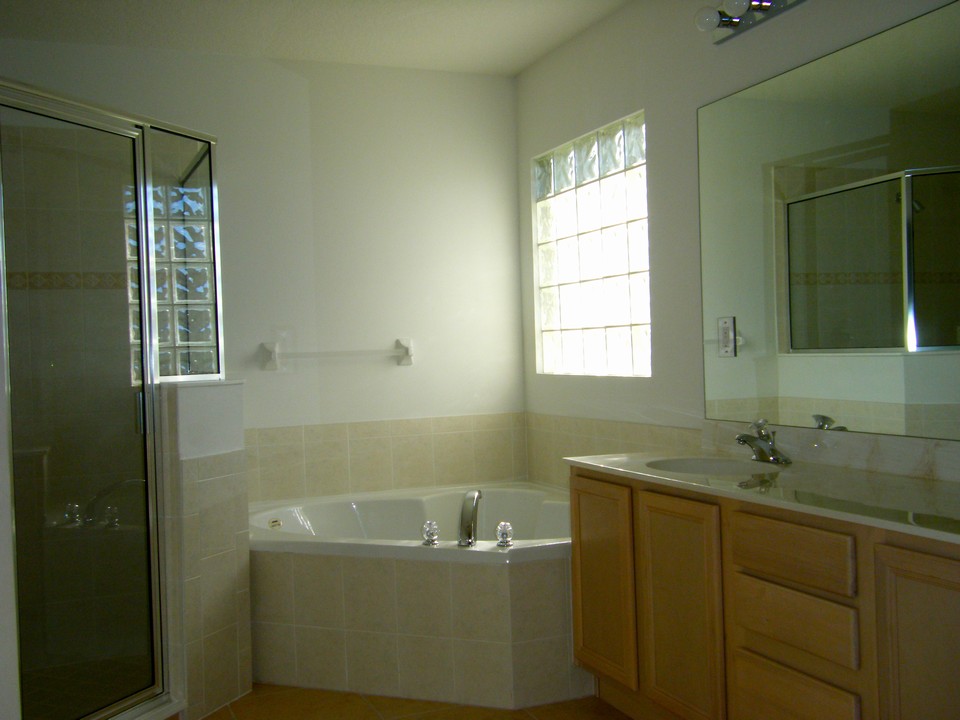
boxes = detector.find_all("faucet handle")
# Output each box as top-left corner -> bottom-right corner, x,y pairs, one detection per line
749,418 -> 772,439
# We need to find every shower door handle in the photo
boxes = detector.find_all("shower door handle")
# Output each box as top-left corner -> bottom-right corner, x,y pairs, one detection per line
136,390 -> 145,435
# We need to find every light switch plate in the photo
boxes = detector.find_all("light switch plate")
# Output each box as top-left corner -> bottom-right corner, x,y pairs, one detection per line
718,317 -> 737,357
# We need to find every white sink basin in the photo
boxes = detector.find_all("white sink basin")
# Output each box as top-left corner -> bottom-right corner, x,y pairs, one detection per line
645,457 -> 782,476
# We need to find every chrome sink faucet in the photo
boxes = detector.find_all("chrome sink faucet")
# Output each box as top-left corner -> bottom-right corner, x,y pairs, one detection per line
736,419 -> 791,465
458,489 -> 482,547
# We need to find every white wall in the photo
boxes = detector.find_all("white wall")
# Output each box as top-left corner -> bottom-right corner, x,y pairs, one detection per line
0,43 -> 521,429
517,0 -> 952,429
0,0 -> 953,436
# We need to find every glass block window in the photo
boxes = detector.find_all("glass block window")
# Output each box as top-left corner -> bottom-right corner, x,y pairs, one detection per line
127,128 -> 222,380
533,112 -> 651,376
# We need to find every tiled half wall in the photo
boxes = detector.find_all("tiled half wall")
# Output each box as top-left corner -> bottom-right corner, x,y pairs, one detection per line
250,552 -> 593,709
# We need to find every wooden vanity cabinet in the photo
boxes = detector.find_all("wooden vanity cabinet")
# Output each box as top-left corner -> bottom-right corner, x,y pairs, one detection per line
723,509 -> 872,720
570,467 -> 960,720
571,471 -> 726,720
874,544 -> 960,719
570,474 -> 638,690
635,491 -> 725,720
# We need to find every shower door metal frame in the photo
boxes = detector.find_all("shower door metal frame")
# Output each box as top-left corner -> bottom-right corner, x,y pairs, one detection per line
0,78 -> 195,720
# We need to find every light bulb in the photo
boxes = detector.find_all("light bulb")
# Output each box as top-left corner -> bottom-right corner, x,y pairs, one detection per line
695,6 -> 722,31
722,0 -> 752,17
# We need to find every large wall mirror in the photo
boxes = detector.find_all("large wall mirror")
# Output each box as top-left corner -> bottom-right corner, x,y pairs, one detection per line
699,1 -> 960,440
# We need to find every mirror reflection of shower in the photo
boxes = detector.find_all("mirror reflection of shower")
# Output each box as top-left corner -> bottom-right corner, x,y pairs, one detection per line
785,167 -> 960,352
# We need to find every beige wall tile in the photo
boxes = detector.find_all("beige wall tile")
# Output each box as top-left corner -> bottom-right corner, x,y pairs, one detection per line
397,635 -> 456,703
395,560 -> 452,637
185,639 -> 204,720
392,435 -> 436,489
474,413 -> 522,431
258,463 -> 305,501
293,554 -> 344,628
475,429 -> 514,481
348,420 -> 391,439
452,639 -> 513,708
303,422 -> 349,445
434,432 -> 476,487
202,624 -> 240,715
512,636 -> 574,708
342,557 -> 397,633
390,417 -> 433,436
251,621 -> 296,685
304,456 -> 350,497
200,549 -> 237,635
348,436 -> 393,493
450,564 -> 510,642
295,627 -> 347,691
509,559 -> 568,642
184,576 -> 202,644
199,493 -> 238,558
237,589 -> 251,653
432,415 -> 475,433
257,426 -> 303,446
346,631 -> 399,697
250,551 -> 294,624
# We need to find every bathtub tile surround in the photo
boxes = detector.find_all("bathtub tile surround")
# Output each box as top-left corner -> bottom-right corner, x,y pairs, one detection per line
250,553 -> 592,709
526,413 -> 702,487
245,413 -> 527,502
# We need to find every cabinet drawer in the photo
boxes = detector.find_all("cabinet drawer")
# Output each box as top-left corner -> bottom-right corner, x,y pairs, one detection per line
733,572 -> 859,669
730,649 -> 860,720
730,512 -> 857,597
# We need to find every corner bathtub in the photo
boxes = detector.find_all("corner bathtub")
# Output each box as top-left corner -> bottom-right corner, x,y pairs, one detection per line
248,483 -> 593,709
249,482 -> 572,564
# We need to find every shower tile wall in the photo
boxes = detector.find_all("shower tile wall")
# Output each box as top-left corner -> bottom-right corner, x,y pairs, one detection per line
3,121 -> 141,517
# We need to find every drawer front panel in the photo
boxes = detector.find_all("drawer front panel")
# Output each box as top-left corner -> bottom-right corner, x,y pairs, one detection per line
730,649 -> 861,720
733,572 -> 860,669
730,512 -> 857,596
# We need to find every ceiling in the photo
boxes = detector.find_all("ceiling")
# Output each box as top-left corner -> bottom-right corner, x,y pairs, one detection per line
0,0 -> 632,76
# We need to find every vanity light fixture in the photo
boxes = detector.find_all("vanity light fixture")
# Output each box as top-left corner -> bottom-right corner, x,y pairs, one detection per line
696,0 -> 806,43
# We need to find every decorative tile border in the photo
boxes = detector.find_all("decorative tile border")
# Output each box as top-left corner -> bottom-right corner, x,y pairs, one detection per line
789,271 -> 902,286
6,271 -> 128,290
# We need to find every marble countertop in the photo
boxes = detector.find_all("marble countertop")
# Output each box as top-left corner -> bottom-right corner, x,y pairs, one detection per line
566,452 -> 960,544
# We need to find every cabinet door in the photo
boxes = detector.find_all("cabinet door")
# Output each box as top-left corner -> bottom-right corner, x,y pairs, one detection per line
875,544 -> 960,720
571,475 -> 638,689
636,491 -> 725,720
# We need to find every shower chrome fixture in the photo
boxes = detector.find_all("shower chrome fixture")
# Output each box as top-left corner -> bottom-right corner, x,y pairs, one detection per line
696,0 -> 806,43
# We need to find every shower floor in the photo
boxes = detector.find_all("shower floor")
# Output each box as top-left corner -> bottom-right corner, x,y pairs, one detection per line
19,655 -> 154,720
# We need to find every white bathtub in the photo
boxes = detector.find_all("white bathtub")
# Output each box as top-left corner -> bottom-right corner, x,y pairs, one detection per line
249,482 -> 571,564
248,483 -> 591,708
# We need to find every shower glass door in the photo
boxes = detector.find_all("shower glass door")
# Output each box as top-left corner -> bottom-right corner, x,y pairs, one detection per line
1,104 -> 160,719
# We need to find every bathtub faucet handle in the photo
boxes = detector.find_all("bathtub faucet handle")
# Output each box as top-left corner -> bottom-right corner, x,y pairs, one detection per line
496,521 -> 513,547
421,520 -> 440,546
458,489 -> 482,547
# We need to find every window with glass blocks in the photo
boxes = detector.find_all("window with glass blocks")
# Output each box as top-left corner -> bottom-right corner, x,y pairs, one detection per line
533,112 -> 651,377
127,128 -> 221,381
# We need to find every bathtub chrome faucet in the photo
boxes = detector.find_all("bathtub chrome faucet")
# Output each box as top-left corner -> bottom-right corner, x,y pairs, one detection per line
458,489 -> 482,547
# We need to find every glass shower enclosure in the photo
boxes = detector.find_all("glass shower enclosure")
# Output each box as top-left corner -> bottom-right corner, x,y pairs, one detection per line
0,83 -> 221,720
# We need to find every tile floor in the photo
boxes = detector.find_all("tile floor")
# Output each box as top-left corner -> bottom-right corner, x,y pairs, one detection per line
201,683 -> 631,720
